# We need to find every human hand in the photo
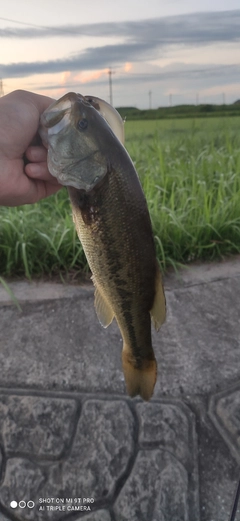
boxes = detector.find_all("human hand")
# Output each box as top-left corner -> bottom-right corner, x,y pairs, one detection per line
0,90 -> 62,206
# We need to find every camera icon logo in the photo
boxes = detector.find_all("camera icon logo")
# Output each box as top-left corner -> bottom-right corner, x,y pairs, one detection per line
10,500 -> 35,509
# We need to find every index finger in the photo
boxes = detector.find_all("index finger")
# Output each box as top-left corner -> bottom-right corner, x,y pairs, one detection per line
4,90 -> 55,115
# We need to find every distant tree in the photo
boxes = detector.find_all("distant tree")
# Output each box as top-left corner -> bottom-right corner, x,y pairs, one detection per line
200,104 -> 214,113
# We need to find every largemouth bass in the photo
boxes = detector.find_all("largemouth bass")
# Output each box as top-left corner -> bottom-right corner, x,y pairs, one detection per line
40,92 -> 166,400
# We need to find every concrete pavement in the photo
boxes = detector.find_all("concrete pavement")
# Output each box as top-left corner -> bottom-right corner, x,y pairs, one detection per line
0,256 -> 240,521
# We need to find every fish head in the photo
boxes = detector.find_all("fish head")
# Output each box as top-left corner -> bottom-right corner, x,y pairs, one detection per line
39,92 -> 124,192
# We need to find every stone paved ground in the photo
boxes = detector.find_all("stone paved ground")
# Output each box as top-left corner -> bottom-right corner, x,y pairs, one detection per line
0,256 -> 239,521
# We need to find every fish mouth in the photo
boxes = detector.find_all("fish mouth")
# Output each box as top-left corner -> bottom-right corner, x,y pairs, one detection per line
40,92 -> 124,146
39,92 -> 125,191
39,93 -> 77,144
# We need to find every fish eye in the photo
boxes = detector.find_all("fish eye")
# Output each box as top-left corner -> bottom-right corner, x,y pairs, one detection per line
78,118 -> 88,130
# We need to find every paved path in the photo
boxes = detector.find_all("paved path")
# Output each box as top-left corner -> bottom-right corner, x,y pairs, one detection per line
0,256 -> 240,521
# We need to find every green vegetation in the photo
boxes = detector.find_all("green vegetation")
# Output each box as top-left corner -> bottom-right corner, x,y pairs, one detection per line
0,116 -> 240,278
117,102 -> 240,121
126,117 -> 240,270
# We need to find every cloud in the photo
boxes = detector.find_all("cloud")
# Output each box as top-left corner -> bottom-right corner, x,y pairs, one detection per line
1,47 -> 239,83
0,41 -> 157,78
0,10 -> 240,44
33,63 -> 239,93
0,10 -> 240,82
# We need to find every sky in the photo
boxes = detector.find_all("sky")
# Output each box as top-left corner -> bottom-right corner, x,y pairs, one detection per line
0,0 -> 240,108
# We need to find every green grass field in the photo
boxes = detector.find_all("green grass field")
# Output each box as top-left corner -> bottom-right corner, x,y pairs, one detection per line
0,116 -> 240,279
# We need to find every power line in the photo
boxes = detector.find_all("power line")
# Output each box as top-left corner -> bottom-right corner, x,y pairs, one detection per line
0,16 -> 83,36
0,15 -> 115,38
0,16 -> 47,29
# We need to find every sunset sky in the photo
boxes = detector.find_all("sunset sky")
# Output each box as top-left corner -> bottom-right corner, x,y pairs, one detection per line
1,0 -> 240,108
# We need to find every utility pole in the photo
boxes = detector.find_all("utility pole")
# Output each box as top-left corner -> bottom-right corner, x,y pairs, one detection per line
149,90 -> 152,109
108,68 -> 113,106
169,93 -> 172,107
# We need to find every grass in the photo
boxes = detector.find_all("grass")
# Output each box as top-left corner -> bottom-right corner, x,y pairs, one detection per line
0,116 -> 240,278
125,117 -> 240,270
0,193 -> 86,279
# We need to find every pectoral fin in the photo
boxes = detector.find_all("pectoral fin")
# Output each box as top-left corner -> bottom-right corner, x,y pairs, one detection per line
93,281 -> 114,328
150,266 -> 166,331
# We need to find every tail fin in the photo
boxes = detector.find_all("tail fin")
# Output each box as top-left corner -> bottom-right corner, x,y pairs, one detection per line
122,347 -> 157,401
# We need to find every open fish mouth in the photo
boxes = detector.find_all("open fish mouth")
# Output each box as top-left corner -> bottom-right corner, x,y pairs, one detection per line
39,93 -> 81,146
40,92 -> 124,146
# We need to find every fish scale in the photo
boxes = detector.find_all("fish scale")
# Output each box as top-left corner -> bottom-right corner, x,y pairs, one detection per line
40,92 -> 166,400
